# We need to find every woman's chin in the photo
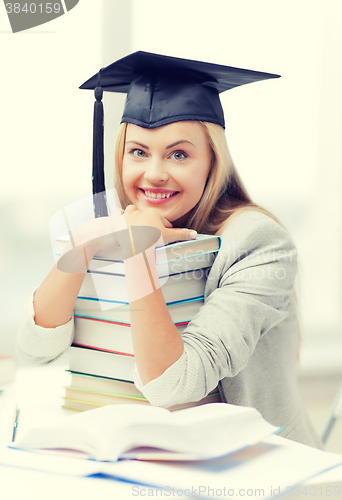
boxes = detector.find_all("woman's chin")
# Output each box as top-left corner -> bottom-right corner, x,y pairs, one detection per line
131,196 -> 191,228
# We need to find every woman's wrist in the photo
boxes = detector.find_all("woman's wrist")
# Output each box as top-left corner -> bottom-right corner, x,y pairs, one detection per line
57,216 -> 120,273
124,244 -> 160,302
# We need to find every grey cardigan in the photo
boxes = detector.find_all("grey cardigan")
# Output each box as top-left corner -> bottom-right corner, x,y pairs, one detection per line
16,210 -> 323,449
133,210 -> 322,449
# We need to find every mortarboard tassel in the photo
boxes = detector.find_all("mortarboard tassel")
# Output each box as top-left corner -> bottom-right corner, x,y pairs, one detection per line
92,83 -> 108,218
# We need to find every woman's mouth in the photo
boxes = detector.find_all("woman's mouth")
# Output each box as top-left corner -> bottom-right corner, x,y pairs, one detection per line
139,188 -> 179,204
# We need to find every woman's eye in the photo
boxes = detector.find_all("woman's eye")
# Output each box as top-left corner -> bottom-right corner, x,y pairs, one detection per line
170,151 -> 187,161
130,149 -> 147,158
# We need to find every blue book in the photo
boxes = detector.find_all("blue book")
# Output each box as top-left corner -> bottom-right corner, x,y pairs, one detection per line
74,296 -> 204,326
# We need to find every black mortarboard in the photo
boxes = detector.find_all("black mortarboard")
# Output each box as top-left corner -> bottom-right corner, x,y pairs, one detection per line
80,51 -> 280,217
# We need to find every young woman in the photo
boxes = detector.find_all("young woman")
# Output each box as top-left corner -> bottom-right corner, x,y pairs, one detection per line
17,52 -> 323,449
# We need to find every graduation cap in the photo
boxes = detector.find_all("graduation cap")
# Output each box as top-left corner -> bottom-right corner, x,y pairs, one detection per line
80,51 -> 280,217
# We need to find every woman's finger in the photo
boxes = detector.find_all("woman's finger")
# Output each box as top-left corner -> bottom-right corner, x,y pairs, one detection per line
164,228 -> 197,244
125,204 -> 138,212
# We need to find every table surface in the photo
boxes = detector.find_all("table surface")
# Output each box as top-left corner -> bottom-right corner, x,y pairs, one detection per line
1,364 -> 342,499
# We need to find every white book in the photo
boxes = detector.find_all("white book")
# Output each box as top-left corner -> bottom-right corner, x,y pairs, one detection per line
55,233 -> 221,264
66,371 -> 143,396
69,346 -> 135,383
74,297 -> 204,325
14,402 -> 280,462
79,268 -> 208,305
62,387 -> 221,412
73,316 -> 187,356
88,251 -> 216,276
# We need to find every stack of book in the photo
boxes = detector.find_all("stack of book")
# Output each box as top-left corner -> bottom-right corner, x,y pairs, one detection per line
56,234 -> 222,412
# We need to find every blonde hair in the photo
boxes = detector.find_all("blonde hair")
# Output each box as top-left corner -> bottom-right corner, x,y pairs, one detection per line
114,121 -> 301,358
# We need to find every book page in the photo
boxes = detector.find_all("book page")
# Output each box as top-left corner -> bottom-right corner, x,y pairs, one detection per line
15,403 -> 278,462
15,404 -> 172,461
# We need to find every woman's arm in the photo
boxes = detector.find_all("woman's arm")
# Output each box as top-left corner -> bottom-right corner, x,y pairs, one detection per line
128,210 -> 298,408
16,286 -> 76,365
122,205 -> 198,385
125,261 -> 184,385
17,213 -> 122,365
34,215 -> 121,328
33,265 -> 87,328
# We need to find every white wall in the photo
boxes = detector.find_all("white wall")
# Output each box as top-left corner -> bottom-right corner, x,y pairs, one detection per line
131,0 -> 342,343
300,1 -> 342,336
0,0 -> 131,355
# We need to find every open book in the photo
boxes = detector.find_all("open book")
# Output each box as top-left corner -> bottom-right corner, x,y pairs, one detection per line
13,403 -> 280,462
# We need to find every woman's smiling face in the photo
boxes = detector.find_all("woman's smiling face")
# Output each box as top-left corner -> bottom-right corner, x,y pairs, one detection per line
122,121 -> 212,227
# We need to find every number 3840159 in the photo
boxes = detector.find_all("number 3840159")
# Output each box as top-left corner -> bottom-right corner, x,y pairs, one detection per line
285,485 -> 340,496
5,3 -> 61,14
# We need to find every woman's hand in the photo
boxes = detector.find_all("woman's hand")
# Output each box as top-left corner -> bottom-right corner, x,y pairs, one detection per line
123,205 -> 197,247
58,209 -> 123,273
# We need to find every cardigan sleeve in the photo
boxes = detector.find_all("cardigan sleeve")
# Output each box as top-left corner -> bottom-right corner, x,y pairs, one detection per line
16,288 -> 74,365
134,211 -> 298,407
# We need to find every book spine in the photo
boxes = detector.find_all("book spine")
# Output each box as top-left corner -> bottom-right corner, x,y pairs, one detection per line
69,346 -> 135,383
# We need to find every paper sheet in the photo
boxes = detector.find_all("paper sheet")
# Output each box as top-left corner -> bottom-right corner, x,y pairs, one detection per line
101,440 -> 342,499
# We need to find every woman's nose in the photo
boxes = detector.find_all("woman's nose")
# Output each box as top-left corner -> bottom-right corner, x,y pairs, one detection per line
144,159 -> 169,183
